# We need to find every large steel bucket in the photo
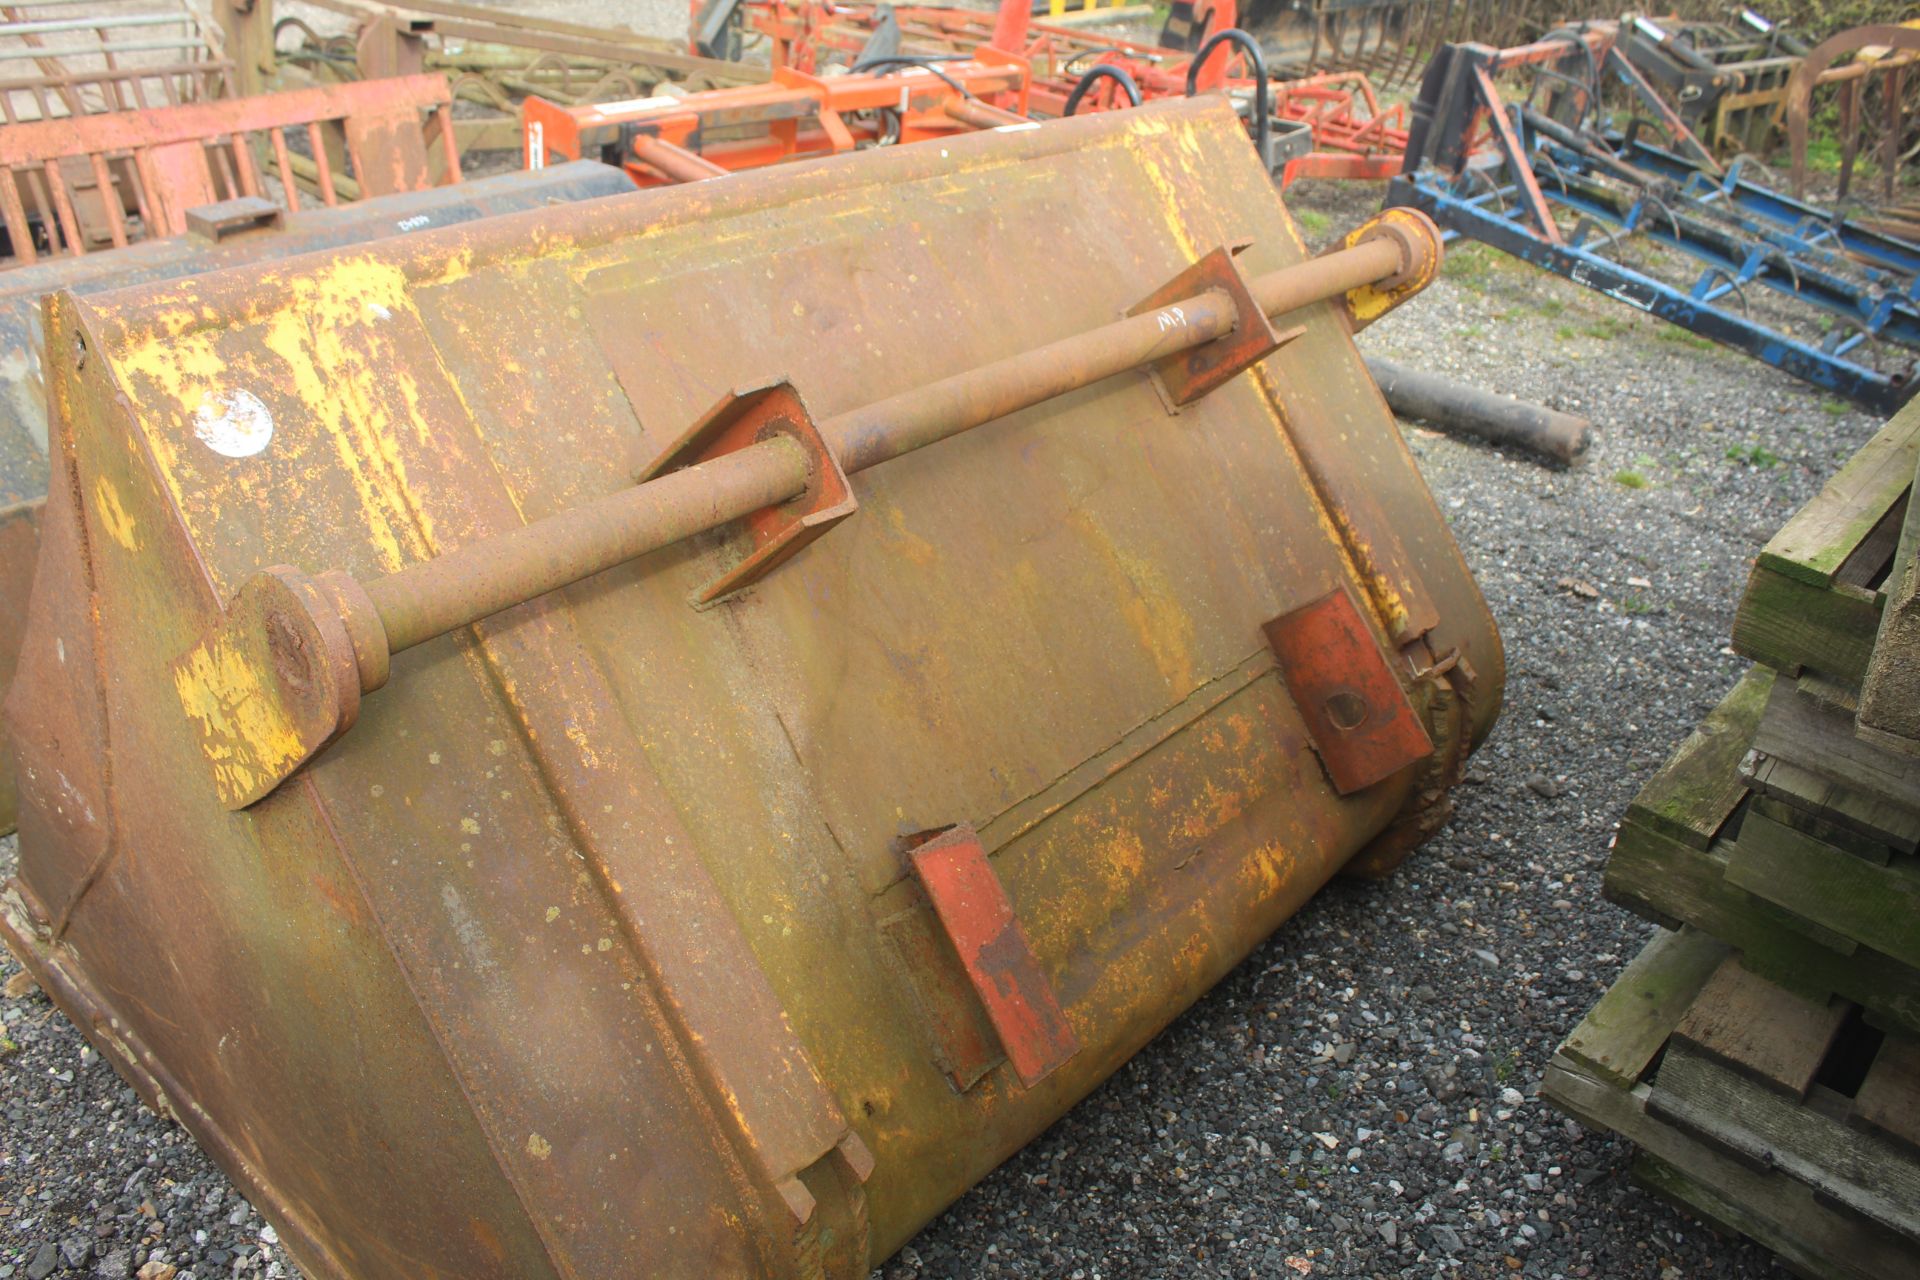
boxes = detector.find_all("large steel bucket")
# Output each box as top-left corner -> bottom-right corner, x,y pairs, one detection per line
2,99 -> 1501,1278
0,160 -> 638,832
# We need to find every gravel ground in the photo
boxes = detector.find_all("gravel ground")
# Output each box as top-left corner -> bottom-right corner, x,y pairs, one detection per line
0,170 -> 1893,1280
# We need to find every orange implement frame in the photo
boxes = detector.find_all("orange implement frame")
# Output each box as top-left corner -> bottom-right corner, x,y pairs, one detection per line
711,0 -> 1408,186
523,55 -> 1029,186
0,73 -> 461,267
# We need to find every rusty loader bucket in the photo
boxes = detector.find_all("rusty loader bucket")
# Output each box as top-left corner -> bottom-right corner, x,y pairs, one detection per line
1,99 -> 1501,1278
0,161 -> 639,833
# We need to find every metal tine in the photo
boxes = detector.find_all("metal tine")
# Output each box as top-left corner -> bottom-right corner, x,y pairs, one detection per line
270,125 -> 299,212
87,151 -> 125,247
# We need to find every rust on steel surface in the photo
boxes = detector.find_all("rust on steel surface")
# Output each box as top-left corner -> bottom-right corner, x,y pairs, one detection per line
1125,242 -> 1294,410
174,217 -> 1442,808
0,75 -> 462,266
909,824 -> 1080,1088
0,160 -> 639,837
1264,584 -> 1436,794
640,381 -> 856,606
3,99 -> 1502,1279
1787,24 -> 1920,200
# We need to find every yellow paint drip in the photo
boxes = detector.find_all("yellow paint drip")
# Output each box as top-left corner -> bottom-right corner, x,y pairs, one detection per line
92,476 -> 139,551
172,630 -> 306,808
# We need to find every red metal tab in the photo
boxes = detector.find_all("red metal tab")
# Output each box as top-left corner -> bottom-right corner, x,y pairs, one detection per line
641,380 -> 856,606
1127,241 -> 1294,410
909,825 -> 1080,1089
1265,585 -> 1434,794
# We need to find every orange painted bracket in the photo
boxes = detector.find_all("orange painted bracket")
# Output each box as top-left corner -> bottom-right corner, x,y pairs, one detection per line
910,825 -> 1080,1089
1265,585 -> 1433,794
1127,242 -> 1295,410
641,380 -> 856,606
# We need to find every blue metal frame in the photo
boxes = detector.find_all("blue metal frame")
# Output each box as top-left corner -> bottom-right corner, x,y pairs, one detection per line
1615,141 -> 1920,285
1388,169 -> 1915,414
1534,165 -> 1920,351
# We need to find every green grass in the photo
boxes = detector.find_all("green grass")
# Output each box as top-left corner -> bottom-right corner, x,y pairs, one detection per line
1293,208 -> 1332,236
1613,470 -> 1649,489
1535,298 -> 1565,319
1581,316 -> 1633,341
1655,326 -> 1715,353
1459,324 -> 1485,340
1445,243 -> 1501,291
1821,399 -> 1850,417
1726,443 -> 1780,468
1555,324 -> 1577,342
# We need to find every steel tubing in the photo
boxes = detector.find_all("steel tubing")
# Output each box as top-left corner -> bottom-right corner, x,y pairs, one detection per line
364,435 -> 810,655
631,135 -> 730,183
942,98 -> 1030,128
824,287 -> 1239,471
349,234 -> 1419,660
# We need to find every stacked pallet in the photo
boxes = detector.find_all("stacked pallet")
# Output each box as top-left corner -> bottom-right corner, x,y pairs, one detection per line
1543,400 -> 1920,1280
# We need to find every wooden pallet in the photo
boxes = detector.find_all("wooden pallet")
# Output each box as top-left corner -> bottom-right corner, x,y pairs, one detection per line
1732,406 -> 1917,690
1544,928 -> 1920,1280
1604,667 -> 1920,1036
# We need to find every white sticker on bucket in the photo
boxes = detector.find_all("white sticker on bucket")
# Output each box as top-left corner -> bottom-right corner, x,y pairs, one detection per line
193,389 -> 274,458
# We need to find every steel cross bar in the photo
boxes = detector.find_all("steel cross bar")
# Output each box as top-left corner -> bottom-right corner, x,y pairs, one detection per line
174,214 -> 1439,808
371,229 -> 1412,655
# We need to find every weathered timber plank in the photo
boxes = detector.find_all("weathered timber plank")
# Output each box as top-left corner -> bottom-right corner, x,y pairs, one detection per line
1559,927 -> 1729,1090
1756,409 -> 1919,587
1542,1058 -> 1915,1280
1834,491 -> 1908,590
1632,1152 -> 1906,1280
1628,667 -> 1773,850
1672,957 -> 1849,1097
1732,566 -> 1880,688
1859,447 -> 1920,751
1650,1041 -> 1920,1245
1851,1036 -> 1920,1158
1750,675 -> 1920,815
1726,807 -> 1920,970
1604,819 -> 1920,1037
1744,752 -> 1920,856
1751,793 -> 1899,866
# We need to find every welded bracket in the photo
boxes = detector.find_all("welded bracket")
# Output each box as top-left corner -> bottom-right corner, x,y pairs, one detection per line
1342,207 -> 1447,332
1265,585 -> 1434,795
909,824 -> 1080,1089
1128,242 -> 1296,410
641,380 -> 856,606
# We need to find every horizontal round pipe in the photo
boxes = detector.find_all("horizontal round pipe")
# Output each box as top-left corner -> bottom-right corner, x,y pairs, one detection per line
351,231 -> 1427,658
825,288 -> 1238,472
1364,355 -> 1591,465
942,98 -> 1030,129
365,435 -> 809,654
632,135 -> 730,183
1250,234 -> 1402,318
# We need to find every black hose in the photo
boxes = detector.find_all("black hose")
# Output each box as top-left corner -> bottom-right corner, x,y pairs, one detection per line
851,54 -> 973,100
1184,29 -> 1269,169
1063,63 -> 1142,116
